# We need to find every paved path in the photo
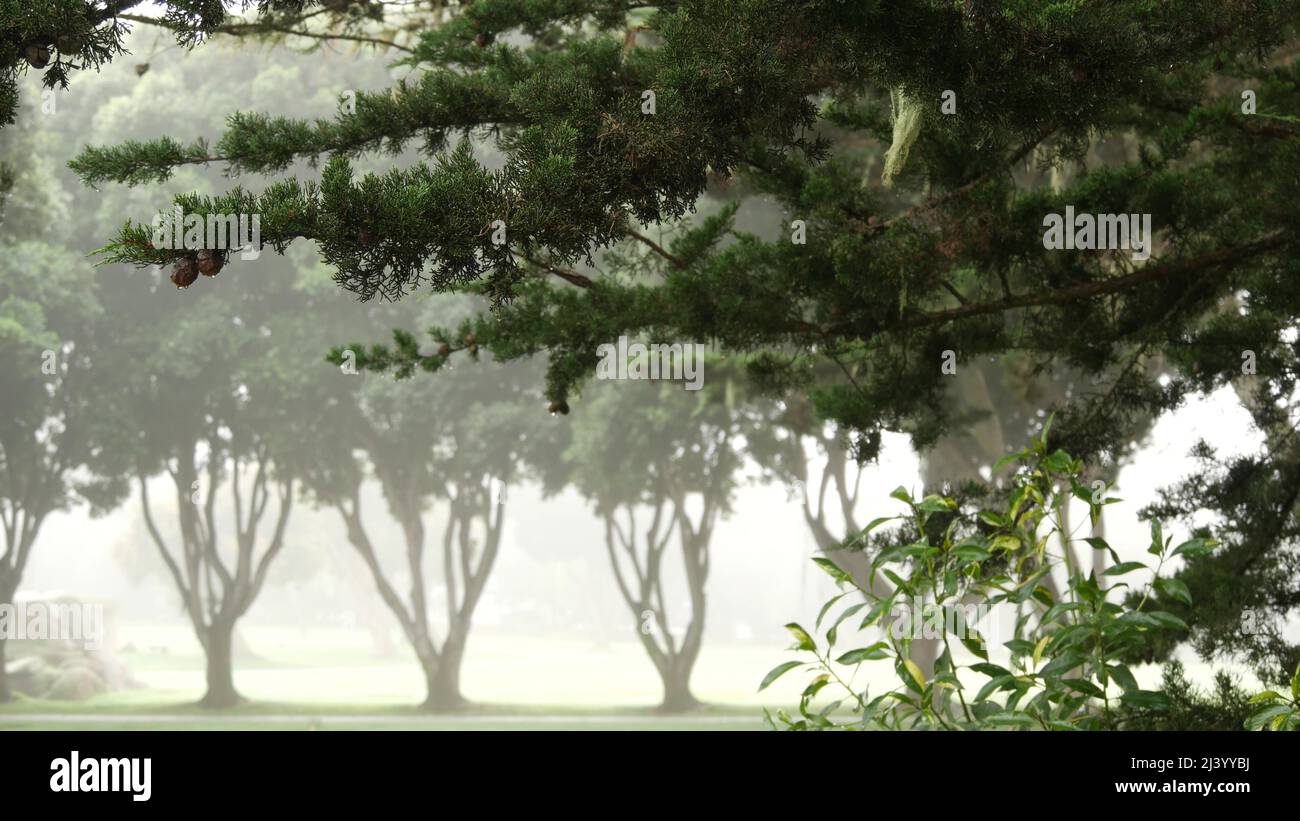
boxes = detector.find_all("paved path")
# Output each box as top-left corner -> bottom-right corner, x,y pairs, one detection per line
2,713 -> 758,725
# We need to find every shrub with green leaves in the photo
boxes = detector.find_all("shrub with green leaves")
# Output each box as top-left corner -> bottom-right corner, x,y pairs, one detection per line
760,423 -> 1214,731
1244,664 -> 1300,731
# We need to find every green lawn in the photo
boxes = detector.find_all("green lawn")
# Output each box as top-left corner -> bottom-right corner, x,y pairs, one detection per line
0,621 -> 1184,730
2,624 -> 781,729
0,720 -> 761,730
0,695 -> 767,730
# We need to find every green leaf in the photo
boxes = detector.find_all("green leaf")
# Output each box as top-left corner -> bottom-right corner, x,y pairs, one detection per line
1148,520 -> 1165,556
1031,585 -> 1054,607
1245,704 -> 1294,731
1010,565 -> 1051,602
1061,678 -> 1105,698
827,601 -> 866,636
990,533 -> 1021,553
1084,536 -> 1120,564
986,713 -> 1035,727
1248,690 -> 1284,704
784,623 -> 816,652
901,658 -> 926,693
815,591 -> 848,629
1154,578 -> 1192,606
801,674 -> 830,700
759,661 -> 804,691
855,516 -> 897,539
1108,664 -> 1139,693
1044,623 -> 1089,654
975,675 -> 1014,702
971,662 -> 1013,679
1103,561 -> 1148,576
890,486 -> 913,505
978,511 -> 1005,527
1004,639 -> 1035,658
1032,634 -> 1051,669
836,642 -> 891,664
1146,611 -> 1190,631
1041,601 -> 1084,625
917,496 -> 955,513
812,558 -> 852,585
859,597 -> 893,630
1172,538 -> 1217,558
881,568 -> 908,590
1039,651 -> 1086,678
953,544 -> 992,562
1044,449 -> 1073,472
992,450 -> 1024,473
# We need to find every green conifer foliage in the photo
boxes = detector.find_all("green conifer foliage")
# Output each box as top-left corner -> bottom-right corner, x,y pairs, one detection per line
60,1 -> 1300,684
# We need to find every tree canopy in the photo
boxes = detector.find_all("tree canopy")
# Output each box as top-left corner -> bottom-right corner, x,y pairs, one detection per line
40,0 -> 1300,687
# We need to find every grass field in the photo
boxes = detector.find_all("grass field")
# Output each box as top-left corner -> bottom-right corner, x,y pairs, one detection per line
1,623 -> 794,730
0,694 -> 769,731
2,621 -> 1195,730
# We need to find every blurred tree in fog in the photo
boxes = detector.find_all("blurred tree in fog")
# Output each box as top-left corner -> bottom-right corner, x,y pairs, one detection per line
1,17 -> 398,706
0,113 -> 129,701
556,364 -> 759,712
304,297 -> 561,711
86,248 -> 360,706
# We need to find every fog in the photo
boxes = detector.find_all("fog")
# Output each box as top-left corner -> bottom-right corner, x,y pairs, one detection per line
3,20 -> 1289,719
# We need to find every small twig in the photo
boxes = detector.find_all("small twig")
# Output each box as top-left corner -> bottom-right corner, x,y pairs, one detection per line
625,227 -> 687,270
516,252 -> 595,288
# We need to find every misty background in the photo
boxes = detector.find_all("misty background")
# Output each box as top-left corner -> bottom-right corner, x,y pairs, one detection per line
3,21 -> 1280,712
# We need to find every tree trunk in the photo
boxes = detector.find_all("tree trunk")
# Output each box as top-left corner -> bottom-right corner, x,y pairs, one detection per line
658,661 -> 700,713
199,620 -> 242,709
0,577 -> 14,703
0,635 -> 11,703
421,636 -> 468,713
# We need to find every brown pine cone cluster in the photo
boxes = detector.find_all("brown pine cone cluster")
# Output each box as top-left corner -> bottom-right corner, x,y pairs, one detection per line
24,43 -> 51,69
169,250 -> 227,289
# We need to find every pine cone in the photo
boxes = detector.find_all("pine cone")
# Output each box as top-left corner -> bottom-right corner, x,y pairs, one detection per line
548,400 -> 570,416
436,343 -> 451,357
196,249 -> 227,277
54,34 -> 83,54
170,255 -> 199,289
24,44 -> 51,70
464,332 -> 477,346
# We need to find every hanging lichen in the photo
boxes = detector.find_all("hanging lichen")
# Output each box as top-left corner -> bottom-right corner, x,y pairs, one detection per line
880,86 -> 925,188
